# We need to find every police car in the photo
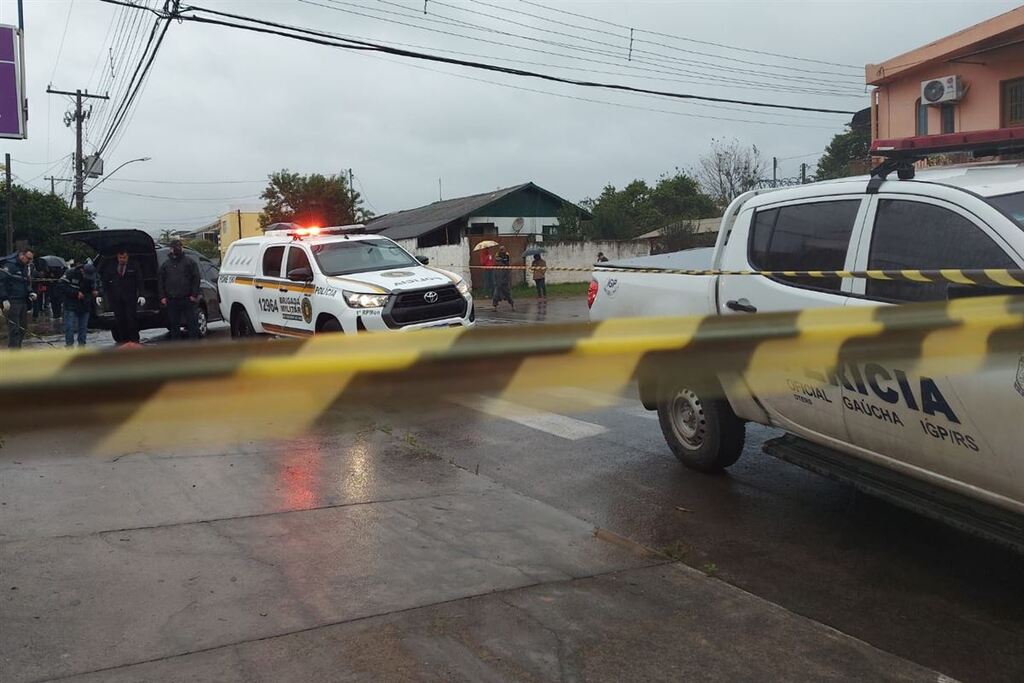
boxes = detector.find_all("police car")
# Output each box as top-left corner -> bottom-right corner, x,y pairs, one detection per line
589,128 -> 1024,549
218,225 -> 474,337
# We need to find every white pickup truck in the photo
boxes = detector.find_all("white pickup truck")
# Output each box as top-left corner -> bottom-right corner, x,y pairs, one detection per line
589,160 -> 1024,546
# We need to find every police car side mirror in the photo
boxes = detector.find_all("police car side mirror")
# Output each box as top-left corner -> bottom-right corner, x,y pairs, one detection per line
946,284 -> 1021,300
415,255 -> 430,265
287,267 -> 313,282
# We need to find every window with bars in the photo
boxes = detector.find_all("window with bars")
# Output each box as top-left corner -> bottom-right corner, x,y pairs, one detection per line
1003,77 -> 1024,127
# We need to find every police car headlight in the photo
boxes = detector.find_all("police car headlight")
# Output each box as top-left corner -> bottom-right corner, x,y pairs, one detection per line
455,278 -> 470,296
343,290 -> 389,308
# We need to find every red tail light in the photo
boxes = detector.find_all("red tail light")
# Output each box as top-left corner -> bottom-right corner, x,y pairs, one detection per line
587,280 -> 599,308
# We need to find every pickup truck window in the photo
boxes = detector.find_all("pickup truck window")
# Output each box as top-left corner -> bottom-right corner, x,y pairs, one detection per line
749,200 -> 860,292
262,246 -> 285,277
867,199 -> 1016,302
986,191 -> 1024,229
312,239 -> 417,276
286,246 -> 312,275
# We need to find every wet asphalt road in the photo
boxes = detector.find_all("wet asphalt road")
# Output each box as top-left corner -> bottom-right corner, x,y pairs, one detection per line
5,297 -> 1024,682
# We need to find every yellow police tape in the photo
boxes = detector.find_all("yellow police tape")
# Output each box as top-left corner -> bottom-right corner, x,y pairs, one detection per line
0,294 -> 1021,456
471,265 -> 1024,287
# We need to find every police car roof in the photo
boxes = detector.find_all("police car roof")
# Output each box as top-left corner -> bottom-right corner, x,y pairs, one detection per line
231,231 -> 388,247
744,162 -> 1024,210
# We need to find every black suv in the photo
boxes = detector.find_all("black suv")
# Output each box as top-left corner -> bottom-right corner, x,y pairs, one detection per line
64,228 -> 223,340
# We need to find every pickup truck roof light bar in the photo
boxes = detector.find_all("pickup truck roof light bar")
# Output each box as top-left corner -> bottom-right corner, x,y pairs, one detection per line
263,223 -> 368,239
867,127 -> 1024,192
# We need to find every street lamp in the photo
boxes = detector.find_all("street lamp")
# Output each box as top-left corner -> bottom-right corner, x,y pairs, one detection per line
83,156 -> 152,197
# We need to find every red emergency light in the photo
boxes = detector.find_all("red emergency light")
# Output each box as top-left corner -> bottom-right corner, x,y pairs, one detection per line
871,127 -> 1024,158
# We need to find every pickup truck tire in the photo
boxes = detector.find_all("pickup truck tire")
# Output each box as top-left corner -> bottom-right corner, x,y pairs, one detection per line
320,317 -> 342,334
657,385 -> 745,472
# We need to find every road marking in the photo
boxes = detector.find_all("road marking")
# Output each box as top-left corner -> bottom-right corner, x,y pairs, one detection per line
448,395 -> 608,440
542,387 -> 659,421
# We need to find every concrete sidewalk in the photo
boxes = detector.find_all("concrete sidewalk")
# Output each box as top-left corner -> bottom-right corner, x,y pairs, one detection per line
1,426 -> 949,682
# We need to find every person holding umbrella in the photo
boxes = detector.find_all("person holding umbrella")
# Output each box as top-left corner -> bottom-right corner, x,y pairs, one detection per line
523,246 -> 547,301
472,240 -> 499,299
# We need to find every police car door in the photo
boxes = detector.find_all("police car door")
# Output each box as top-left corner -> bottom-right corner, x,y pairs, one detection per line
284,245 -> 315,334
256,245 -> 285,331
718,196 -> 869,447
844,193 -> 1024,507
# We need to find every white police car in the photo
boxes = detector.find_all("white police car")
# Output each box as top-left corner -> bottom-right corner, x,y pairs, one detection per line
218,225 -> 474,337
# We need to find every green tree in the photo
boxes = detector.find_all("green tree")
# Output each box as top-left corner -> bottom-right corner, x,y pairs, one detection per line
156,229 -> 176,246
580,171 -> 717,240
555,202 -> 584,240
259,170 -> 372,229
0,184 -> 99,261
815,124 -> 872,180
183,238 -> 220,261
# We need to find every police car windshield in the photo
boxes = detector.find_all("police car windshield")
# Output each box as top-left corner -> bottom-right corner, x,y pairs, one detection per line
311,239 -> 417,275
987,192 -> 1024,230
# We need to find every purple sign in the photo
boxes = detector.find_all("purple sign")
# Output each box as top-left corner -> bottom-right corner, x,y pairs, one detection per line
0,25 -> 25,139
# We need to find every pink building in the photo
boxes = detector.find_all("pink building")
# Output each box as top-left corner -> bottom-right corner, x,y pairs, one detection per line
866,6 -> 1024,140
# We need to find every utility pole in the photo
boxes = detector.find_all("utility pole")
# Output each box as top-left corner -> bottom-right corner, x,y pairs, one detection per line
5,153 -> 13,253
348,168 -> 355,220
800,163 -> 807,184
772,156 -> 778,185
46,87 -> 109,210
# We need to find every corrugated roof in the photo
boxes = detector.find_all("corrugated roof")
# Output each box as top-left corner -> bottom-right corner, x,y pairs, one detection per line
365,183 -> 531,240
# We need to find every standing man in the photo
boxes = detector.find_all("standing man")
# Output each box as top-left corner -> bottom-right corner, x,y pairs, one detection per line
597,252 -> 609,263
158,239 -> 200,341
57,262 -> 99,347
491,245 -> 514,311
0,249 -> 37,348
101,246 -> 145,344
531,253 -> 547,302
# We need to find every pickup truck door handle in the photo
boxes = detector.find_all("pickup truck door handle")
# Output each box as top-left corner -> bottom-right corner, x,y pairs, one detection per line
279,287 -> 288,292
725,299 -> 757,313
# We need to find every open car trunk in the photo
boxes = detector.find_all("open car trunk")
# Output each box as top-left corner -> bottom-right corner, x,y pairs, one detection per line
62,229 -> 162,303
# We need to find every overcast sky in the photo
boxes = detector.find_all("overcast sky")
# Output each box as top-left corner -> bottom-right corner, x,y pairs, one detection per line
5,0 -> 1020,232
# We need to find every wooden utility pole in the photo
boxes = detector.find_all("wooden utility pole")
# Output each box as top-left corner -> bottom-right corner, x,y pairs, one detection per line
5,153 -> 12,253
45,87 -> 109,210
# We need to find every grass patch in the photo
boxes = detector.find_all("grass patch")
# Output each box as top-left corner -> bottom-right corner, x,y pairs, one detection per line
660,541 -> 688,562
473,281 -> 589,300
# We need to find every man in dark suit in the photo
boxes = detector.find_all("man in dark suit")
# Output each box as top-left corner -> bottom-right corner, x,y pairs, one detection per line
100,246 -> 145,344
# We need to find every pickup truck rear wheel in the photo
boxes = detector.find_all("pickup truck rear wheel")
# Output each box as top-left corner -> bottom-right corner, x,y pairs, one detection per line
231,308 -> 255,338
657,385 -> 744,472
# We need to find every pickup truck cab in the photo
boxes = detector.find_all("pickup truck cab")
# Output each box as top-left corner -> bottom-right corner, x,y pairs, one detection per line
589,157 -> 1024,537
219,226 -> 474,337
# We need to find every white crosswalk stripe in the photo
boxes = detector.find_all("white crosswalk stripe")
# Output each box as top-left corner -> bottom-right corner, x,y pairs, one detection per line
447,395 -> 608,440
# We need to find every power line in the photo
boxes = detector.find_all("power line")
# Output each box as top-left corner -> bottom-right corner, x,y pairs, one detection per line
49,0 -> 76,84
518,0 -> 862,71
96,212 -> 223,223
424,0 -> 863,88
307,0 -> 861,97
113,1 -> 857,115
89,186 -> 261,201
469,0 -> 860,80
104,177 -> 266,184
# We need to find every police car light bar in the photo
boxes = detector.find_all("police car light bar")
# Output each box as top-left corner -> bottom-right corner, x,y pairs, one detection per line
264,224 -> 368,238
871,127 -> 1024,158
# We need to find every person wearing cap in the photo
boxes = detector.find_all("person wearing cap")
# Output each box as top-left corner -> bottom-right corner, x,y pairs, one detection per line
57,262 -> 99,347
99,246 -> 146,344
0,249 -> 36,348
158,239 -> 201,340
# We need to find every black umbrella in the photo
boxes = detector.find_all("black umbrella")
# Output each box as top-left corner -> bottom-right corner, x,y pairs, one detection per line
522,246 -> 547,258
40,255 -> 67,270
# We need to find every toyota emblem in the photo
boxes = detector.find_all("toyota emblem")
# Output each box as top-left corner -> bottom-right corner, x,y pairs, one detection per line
423,291 -> 439,304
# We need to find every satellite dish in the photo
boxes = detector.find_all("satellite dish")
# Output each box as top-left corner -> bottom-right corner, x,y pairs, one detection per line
512,217 -> 525,234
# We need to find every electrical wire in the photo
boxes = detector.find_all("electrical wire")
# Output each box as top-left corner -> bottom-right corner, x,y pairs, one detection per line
49,0 -> 76,84
518,0 -> 862,71
308,0 -> 861,97
125,1 -> 858,115
469,0 -> 861,80
103,177 -> 266,184
89,186 -> 262,201
422,0 -> 864,88
96,212 -> 223,223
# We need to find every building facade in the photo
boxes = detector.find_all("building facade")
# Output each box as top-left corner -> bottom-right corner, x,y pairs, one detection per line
866,6 -> 1024,140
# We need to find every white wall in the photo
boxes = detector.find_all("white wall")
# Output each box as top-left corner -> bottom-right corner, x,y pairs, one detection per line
396,237 -> 651,287
395,237 -> 470,282
468,216 -> 558,236
537,240 -> 652,284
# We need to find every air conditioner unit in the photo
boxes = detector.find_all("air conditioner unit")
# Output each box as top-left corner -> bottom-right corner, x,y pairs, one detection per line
921,75 -> 962,105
